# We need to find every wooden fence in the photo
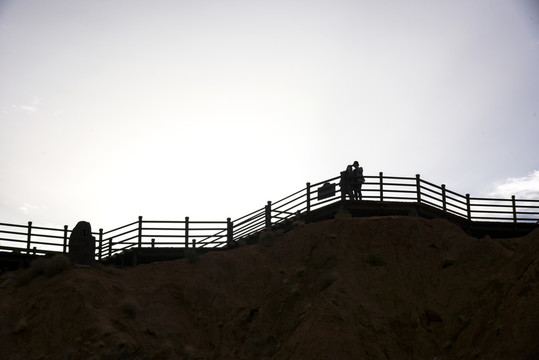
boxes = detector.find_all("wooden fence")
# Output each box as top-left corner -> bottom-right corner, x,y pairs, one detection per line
1,173 -> 538,260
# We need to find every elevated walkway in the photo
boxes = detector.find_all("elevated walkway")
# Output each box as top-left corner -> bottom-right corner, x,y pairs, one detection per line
2,172 -> 538,270
103,199 -> 538,267
307,200 -> 538,239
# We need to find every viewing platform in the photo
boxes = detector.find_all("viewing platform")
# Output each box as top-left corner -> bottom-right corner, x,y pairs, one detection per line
1,173 -> 538,270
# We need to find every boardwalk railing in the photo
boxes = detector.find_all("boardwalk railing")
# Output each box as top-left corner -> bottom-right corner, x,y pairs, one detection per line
1,173 -> 538,260
0,222 -> 70,256
98,217 -> 232,259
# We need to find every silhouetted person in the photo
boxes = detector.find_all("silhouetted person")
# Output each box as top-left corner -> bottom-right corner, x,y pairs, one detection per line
340,161 -> 364,200
351,163 -> 365,200
340,166 -> 353,200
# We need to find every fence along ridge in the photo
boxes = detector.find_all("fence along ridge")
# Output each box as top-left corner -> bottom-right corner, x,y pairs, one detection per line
1,173 -> 538,258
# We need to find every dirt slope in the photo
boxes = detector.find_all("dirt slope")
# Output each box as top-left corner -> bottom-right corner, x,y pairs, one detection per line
1,216 -> 538,360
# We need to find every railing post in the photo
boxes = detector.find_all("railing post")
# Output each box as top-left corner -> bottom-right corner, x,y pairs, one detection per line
340,175 -> 346,201
415,174 -> 421,204
306,182 -> 311,218
185,216 -> 189,248
227,217 -> 234,247
379,172 -> 384,201
265,201 -> 272,229
151,238 -> 155,248
98,228 -> 103,260
512,195 -> 517,223
26,221 -> 32,254
466,194 -> 471,221
138,216 -> 143,248
108,238 -> 113,257
441,184 -> 447,213
192,239 -> 196,248
63,225 -> 69,254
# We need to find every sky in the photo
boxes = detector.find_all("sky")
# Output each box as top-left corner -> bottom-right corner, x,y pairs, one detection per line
1,0 -> 539,231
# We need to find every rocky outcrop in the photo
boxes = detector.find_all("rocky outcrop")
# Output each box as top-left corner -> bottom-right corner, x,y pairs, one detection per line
68,221 -> 95,265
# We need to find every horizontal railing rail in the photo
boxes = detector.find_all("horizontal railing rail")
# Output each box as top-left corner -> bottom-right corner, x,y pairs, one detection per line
1,172 -> 538,261
0,221 -> 75,256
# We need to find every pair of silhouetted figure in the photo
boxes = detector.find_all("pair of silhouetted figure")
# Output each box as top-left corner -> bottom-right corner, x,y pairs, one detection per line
340,161 -> 365,200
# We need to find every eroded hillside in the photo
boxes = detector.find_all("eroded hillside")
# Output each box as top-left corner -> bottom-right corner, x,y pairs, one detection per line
1,216 -> 538,360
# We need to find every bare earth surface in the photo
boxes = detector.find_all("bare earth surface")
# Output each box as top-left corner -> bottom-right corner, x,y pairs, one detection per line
1,216 -> 538,360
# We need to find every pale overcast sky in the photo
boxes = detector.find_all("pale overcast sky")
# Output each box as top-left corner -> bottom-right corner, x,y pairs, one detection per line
1,0 -> 538,230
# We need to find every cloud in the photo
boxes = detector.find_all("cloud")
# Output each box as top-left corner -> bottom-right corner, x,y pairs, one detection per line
19,203 -> 39,215
8,97 -> 41,114
13,104 -> 37,113
487,171 -> 539,199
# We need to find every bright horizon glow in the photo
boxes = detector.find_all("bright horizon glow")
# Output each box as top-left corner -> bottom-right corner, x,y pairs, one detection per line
1,0 -> 538,231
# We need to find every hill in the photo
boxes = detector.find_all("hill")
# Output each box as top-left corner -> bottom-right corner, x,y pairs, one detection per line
0,216 -> 538,360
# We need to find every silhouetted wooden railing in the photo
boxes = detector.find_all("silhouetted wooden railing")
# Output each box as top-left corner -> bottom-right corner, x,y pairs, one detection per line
1,173 -> 538,260
0,222 -> 70,256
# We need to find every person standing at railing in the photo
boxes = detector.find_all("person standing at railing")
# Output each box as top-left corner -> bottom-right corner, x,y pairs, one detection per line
340,161 -> 365,200
352,163 -> 365,200
340,164 -> 353,200
346,161 -> 365,200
